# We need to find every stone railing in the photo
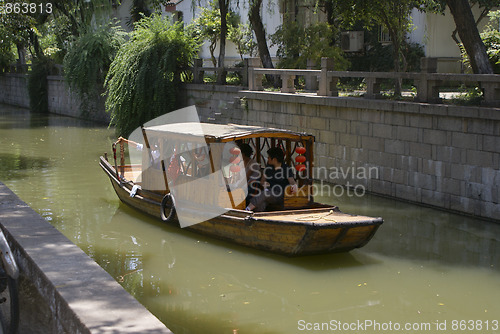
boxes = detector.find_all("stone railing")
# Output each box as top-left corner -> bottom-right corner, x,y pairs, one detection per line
4,63 -> 64,76
191,58 -> 248,85
247,57 -> 500,107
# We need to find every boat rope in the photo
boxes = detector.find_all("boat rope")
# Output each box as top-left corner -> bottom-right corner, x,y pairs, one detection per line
295,210 -> 337,222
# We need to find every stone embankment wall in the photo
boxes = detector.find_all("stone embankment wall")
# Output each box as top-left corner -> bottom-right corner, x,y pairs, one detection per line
0,73 -> 30,108
183,84 -> 500,221
0,73 -> 109,123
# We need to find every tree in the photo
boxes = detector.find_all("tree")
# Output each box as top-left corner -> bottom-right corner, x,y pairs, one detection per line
228,22 -> 257,60
248,0 -> 274,70
193,0 -> 222,68
192,0 -> 238,83
0,0 -> 46,64
271,20 -> 347,70
217,0 -> 229,83
318,0 -> 420,95
369,0 -> 417,95
445,0 -> 494,74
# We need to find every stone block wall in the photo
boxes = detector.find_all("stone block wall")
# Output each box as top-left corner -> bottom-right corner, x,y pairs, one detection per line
47,76 -> 109,123
0,74 -> 109,123
183,84 -> 500,221
0,73 -> 30,108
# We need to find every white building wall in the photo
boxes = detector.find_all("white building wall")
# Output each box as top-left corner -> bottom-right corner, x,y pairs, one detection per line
409,6 -> 496,73
163,0 -> 281,65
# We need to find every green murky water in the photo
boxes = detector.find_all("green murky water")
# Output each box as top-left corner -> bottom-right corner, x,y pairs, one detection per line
1,104 -> 499,334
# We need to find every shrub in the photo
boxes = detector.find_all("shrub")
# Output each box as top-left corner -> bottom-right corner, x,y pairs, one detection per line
105,15 -> 200,136
63,23 -> 126,114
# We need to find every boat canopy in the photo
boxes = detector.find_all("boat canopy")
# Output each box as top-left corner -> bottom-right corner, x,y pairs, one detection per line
144,123 -> 315,143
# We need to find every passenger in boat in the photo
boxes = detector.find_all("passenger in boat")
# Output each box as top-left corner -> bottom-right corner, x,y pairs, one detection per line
119,137 -> 161,167
238,143 -> 261,204
193,146 -> 210,176
245,147 -> 297,212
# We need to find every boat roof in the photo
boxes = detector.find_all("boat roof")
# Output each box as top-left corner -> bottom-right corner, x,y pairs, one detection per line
144,122 -> 314,143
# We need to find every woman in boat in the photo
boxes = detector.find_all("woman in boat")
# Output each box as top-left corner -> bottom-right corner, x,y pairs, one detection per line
238,143 -> 261,205
245,147 -> 297,212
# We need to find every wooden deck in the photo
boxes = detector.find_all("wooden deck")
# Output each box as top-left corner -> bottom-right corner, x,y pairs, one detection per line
253,207 -> 378,225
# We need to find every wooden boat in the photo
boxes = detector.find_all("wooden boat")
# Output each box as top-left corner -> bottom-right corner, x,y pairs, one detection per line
99,122 -> 383,256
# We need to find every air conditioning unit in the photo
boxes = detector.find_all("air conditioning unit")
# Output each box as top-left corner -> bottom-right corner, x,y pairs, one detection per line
341,31 -> 364,52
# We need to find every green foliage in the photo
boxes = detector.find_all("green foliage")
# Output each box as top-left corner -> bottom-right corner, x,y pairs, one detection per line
349,42 -> 424,72
0,27 -> 16,71
63,23 -> 126,113
0,0 -> 37,64
39,15 -> 74,63
104,15 -> 200,136
191,0 -> 238,67
51,0 -> 117,36
27,56 -> 53,113
0,0 -> 36,45
270,20 -> 348,70
452,85 -> 484,106
228,23 -> 257,60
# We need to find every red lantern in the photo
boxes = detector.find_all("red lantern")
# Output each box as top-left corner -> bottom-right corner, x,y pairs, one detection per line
229,156 -> 241,164
229,145 -> 242,177
295,155 -> 306,163
295,164 -> 306,172
229,147 -> 241,155
230,165 -> 241,173
295,147 -> 306,155
295,146 -> 307,173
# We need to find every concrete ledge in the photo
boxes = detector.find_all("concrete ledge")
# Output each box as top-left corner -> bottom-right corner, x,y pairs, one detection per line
0,182 -> 172,334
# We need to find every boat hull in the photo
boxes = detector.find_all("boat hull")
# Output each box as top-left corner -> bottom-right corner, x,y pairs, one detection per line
100,157 -> 382,256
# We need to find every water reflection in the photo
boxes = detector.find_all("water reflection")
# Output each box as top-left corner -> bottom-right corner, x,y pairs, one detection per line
316,193 -> 500,271
368,210 -> 500,269
0,105 -> 103,129
0,153 -> 52,180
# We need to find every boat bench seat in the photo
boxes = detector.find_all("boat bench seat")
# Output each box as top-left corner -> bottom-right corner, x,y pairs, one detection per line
284,185 -> 311,209
266,185 -> 311,211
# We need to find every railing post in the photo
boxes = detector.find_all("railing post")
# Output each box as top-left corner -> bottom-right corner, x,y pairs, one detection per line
417,57 -> 441,103
365,76 -> 381,99
241,58 -> 249,87
318,58 -> 338,96
280,73 -> 296,93
248,57 -> 263,91
193,58 -> 204,84
481,81 -> 500,106
305,59 -> 318,92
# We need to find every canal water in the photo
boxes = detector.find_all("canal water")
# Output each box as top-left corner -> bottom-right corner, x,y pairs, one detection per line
1,104 -> 499,334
